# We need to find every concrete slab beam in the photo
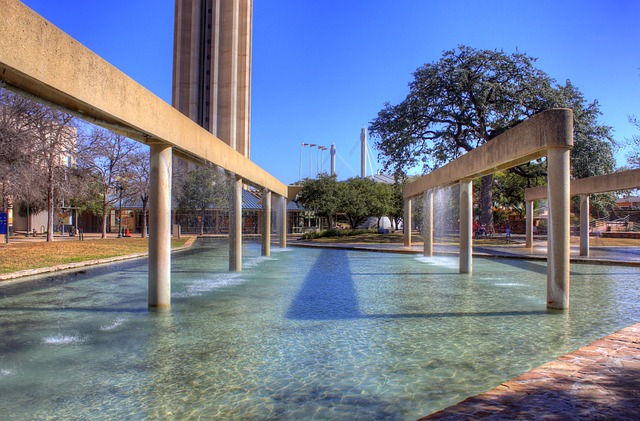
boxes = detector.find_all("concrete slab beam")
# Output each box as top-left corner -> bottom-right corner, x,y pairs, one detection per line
404,109 -> 573,199
229,175 -> 243,272
404,198 -> 412,247
148,144 -> 172,308
525,168 -> 640,201
547,148 -> 571,309
460,181 -> 473,274
277,194 -> 287,249
580,195 -> 590,257
262,188 -> 271,257
0,0 -> 287,197
423,190 -> 433,257
525,200 -> 534,248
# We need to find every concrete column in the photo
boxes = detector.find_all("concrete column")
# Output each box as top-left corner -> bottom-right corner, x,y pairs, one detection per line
460,180 -> 473,273
229,175 -> 243,272
580,194 -> 590,257
403,198 -> 412,247
547,148 -> 571,309
278,194 -> 287,248
423,189 -> 433,256
525,200 -> 534,248
148,144 -> 172,309
261,188 -> 271,256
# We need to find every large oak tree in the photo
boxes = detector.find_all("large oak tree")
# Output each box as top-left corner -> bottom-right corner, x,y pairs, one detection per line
370,45 -> 615,226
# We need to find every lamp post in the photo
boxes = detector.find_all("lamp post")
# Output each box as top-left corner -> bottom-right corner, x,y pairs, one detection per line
116,183 -> 123,238
299,142 -> 308,182
317,146 -> 327,176
309,144 -> 316,178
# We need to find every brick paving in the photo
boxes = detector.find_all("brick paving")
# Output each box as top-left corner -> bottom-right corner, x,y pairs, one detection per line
420,323 -> 640,420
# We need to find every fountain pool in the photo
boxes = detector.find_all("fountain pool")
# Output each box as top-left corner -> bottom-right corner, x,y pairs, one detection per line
0,239 -> 638,420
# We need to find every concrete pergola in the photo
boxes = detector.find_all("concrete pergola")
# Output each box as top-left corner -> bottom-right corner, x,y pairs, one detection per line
0,0 -> 290,309
525,169 -> 640,256
403,109 -> 574,309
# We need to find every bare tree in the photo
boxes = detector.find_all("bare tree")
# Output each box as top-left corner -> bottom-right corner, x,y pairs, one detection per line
0,89 -> 36,224
176,164 -> 229,235
77,127 -> 138,238
31,106 -> 76,241
125,145 -> 150,237
1,89 -> 76,240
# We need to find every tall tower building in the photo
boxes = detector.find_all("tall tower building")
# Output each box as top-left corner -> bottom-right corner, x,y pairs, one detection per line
172,0 -> 252,158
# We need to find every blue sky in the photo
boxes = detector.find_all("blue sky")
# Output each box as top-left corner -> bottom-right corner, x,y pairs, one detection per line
20,0 -> 640,184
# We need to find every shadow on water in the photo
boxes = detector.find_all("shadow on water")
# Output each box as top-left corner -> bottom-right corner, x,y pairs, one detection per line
0,259 -> 148,299
484,255 -> 620,277
286,250 -> 551,321
286,249 -> 362,320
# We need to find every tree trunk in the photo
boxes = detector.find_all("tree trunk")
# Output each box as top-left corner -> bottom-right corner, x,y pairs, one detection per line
101,193 -> 108,239
46,171 -> 55,242
480,174 -> 494,230
199,209 -> 205,236
141,201 -> 148,238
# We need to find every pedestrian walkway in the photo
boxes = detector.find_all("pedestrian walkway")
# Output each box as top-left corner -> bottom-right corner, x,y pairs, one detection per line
420,323 -> 640,420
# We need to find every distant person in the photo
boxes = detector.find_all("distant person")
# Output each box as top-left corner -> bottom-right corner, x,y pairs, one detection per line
505,227 -> 511,243
533,225 -> 537,236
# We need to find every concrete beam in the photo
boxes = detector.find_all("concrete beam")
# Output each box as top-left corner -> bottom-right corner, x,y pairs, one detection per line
0,0 -> 287,197
459,180 -> 473,273
423,190 -> 433,257
404,109 -> 573,199
262,188 -> 271,257
148,144 -> 172,309
277,194 -> 287,249
546,148 -> 571,309
525,200 -> 534,248
403,198 -> 412,247
229,175 -> 243,271
580,195 -> 590,257
525,169 -> 640,201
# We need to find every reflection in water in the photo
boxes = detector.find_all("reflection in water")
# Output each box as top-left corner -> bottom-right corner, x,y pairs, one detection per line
0,240 -> 638,420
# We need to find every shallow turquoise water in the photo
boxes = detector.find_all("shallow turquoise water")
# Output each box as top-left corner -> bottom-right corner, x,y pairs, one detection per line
0,239 -> 638,420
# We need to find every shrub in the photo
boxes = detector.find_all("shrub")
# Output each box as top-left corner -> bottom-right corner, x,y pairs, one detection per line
301,228 -> 374,240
